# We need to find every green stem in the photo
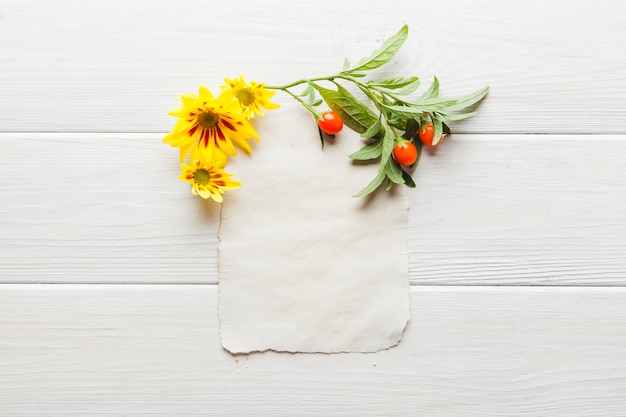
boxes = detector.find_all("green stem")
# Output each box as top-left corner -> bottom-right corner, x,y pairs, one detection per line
265,74 -> 342,91
266,72 -> 406,129
390,125 -> 403,145
281,88 -> 322,119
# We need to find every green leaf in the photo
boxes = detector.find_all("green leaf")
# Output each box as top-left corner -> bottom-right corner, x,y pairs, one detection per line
386,116 -> 406,131
420,76 -> 439,100
383,98 -> 458,117
343,57 -> 350,71
402,118 -> 420,140
401,170 -> 416,188
385,180 -> 394,191
440,111 -> 478,121
384,160 -> 405,184
432,117 -> 443,146
369,76 -> 421,96
299,83 -> 313,97
442,121 -> 451,135
309,97 -> 323,107
349,138 -> 383,161
317,126 -> 324,149
412,140 -> 423,169
313,84 -> 378,134
348,25 -> 409,72
353,170 -> 387,198
360,115 -> 382,139
379,124 -> 396,169
367,76 -> 419,90
392,79 -> 421,95
444,86 -> 490,112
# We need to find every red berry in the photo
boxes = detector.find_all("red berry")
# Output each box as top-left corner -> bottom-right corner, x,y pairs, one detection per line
318,111 -> 343,135
393,141 -> 418,166
418,123 -> 443,146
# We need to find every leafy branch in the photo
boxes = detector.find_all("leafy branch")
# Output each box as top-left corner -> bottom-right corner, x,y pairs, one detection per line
266,25 -> 489,197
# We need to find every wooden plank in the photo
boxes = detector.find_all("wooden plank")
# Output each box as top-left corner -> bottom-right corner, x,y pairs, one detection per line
2,133 -> 625,285
0,284 -> 625,416
409,134 -> 626,285
0,133 -> 220,284
0,0 -> 625,133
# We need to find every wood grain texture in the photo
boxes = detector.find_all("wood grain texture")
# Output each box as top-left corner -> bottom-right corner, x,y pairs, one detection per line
2,132 -> 624,285
1,285 -> 625,417
1,0 -> 625,133
409,134 -> 626,286
0,133 -> 220,284
1,1 -> 626,415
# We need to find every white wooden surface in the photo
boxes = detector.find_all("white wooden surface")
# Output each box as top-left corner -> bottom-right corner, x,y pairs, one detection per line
2,286 -> 626,416
1,0 -> 626,415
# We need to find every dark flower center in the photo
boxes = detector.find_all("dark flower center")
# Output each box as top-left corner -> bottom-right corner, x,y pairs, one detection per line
198,111 -> 220,129
193,169 -> 210,185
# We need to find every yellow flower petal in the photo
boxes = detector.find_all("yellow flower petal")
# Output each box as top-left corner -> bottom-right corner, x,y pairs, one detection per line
178,159 -> 241,202
223,75 -> 280,119
163,85 -> 259,163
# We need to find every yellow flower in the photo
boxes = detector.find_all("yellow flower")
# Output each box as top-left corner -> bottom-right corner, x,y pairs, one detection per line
179,158 -> 241,203
223,76 -> 280,119
164,85 -> 259,162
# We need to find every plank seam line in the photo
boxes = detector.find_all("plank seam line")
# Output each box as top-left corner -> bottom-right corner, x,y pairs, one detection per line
0,282 -> 625,288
